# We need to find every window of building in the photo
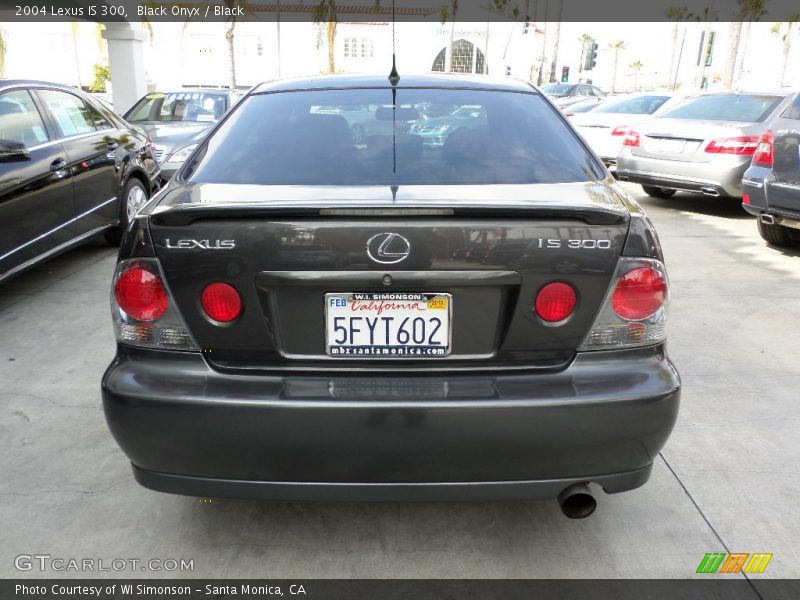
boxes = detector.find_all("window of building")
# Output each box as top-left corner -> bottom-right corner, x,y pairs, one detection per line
343,37 -> 375,59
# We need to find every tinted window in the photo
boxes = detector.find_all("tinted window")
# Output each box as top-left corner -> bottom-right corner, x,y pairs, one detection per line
38,90 -> 96,137
0,90 -> 49,146
84,101 -> 112,130
126,92 -> 227,123
591,87 -> 606,97
185,89 -> 602,186
781,93 -> 800,120
661,94 -> 783,123
594,95 -> 670,115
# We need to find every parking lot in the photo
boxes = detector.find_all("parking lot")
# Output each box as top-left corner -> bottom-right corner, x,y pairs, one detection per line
1,183 -> 799,582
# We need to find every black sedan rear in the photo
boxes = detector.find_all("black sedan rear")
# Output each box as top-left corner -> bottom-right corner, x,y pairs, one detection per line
101,75 -> 679,516
742,91 -> 800,246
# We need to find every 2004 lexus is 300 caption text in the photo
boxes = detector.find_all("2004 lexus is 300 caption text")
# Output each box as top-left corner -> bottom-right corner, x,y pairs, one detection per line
101,74 -> 680,519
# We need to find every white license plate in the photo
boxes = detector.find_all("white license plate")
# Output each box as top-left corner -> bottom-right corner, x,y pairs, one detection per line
646,138 -> 686,153
325,292 -> 451,357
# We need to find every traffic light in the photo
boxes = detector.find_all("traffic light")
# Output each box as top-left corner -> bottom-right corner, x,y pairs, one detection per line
523,16 -> 530,34
583,38 -> 598,71
561,66 -> 570,83
506,65 -> 511,77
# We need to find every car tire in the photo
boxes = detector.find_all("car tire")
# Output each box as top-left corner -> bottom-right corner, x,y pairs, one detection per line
642,185 -> 676,199
757,218 -> 797,247
105,177 -> 149,246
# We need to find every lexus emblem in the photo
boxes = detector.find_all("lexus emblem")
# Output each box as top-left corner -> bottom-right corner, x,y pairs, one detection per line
366,233 -> 411,264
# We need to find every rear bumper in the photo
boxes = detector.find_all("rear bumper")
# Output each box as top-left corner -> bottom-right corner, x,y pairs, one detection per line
102,345 -> 680,501
617,152 -> 748,197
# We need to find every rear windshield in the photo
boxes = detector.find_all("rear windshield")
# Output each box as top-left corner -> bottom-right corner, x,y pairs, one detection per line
184,88 -> 602,186
594,95 -> 671,115
541,83 -> 572,97
125,92 -> 228,123
660,94 -> 782,123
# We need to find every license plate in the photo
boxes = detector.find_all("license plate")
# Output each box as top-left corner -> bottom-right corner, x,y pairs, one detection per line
325,292 -> 451,357
646,138 -> 686,153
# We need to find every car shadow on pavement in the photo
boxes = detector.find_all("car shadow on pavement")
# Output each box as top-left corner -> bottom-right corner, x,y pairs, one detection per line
638,192 -> 750,220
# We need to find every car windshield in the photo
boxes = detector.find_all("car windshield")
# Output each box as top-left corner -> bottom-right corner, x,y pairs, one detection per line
125,91 -> 227,123
184,88 -> 603,186
541,83 -> 572,97
660,94 -> 783,123
593,95 -> 671,115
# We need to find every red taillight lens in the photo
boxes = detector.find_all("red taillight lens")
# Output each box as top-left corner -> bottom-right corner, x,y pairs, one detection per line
611,126 -> 629,137
535,282 -> 577,322
752,130 -> 774,167
114,267 -> 168,321
623,130 -> 640,147
612,267 -> 667,320
201,283 -> 242,323
704,136 -> 759,155
742,193 -> 750,205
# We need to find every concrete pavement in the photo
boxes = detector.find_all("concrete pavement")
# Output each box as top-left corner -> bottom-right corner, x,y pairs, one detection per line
1,185 -> 798,581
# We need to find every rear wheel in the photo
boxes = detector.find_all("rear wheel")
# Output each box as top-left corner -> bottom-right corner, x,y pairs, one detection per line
757,218 -> 797,247
642,185 -> 676,199
105,177 -> 148,246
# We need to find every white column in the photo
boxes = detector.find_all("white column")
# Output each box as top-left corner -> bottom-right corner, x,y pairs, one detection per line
102,22 -> 147,114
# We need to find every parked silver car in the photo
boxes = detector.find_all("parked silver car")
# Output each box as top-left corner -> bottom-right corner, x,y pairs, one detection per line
123,89 -> 241,182
571,92 -> 687,169
616,92 -> 792,198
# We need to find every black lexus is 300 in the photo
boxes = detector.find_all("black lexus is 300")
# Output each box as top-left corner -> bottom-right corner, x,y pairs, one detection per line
102,74 -> 680,517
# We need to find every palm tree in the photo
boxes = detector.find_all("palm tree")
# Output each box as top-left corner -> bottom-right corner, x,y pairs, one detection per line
666,6 -> 688,87
548,0 -> 563,83
0,28 -> 6,79
629,60 -> 643,91
771,16 -> 799,88
723,0 -> 767,90
608,39 -> 626,93
439,1 -> 459,73
313,0 -> 339,74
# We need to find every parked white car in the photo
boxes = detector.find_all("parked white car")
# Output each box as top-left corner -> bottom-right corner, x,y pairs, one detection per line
571,92 -> 687,169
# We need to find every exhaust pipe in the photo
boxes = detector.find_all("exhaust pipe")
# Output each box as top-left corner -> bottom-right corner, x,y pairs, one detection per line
557,483 -> 597,519
760,213 -> 775,225
700,187 -> 721,197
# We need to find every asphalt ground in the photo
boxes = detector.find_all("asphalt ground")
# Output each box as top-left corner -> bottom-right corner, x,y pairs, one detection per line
1,183 -> 798,584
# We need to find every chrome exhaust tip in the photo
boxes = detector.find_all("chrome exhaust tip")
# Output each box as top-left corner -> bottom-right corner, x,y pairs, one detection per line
557,483 -> 597,519
760,213 -> 775,225
700,187 -> 721,197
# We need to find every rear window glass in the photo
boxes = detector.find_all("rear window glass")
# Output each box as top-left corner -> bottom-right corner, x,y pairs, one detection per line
125,92 -> 228,123
781,93 -> 800,120
184,88 -> 603,186
660,94 -> 782,123
541,83 -> 572,96
594,95 -> 670,115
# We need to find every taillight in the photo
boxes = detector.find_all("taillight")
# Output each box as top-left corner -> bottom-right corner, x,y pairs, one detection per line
623,130 -> 640,147
611,267 -> 667,320
579,258 -> 669,350
201,283 -> 242,323
110,258 -> 198,350
742,193 -> 750,205
114,267 -> 167,321
534,282 -> 577,323
704,136 -> 759,155
611,126 -> 629,137
752,130 -> 774,167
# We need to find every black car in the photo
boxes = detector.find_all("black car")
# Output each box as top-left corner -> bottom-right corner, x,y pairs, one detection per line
0,81 -> 159,283
101,74 -> 680,517
123,89 -> 241,182
742,90 -> 800,246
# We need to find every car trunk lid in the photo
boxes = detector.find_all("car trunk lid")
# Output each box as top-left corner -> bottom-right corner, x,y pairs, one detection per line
147,182 -> 630,371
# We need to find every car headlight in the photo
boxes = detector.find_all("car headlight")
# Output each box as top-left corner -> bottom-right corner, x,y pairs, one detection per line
165,144 -> 197,165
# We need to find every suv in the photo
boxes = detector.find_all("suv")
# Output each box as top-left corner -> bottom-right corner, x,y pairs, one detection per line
101,75 -> 679,518
742,91 -> 800,246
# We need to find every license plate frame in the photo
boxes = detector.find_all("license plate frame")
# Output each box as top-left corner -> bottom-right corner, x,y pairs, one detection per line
324,292 -> 452,358
646,137 -> 686,154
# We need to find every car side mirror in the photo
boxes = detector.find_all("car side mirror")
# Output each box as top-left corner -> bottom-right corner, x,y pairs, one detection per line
0,139 -> 32,161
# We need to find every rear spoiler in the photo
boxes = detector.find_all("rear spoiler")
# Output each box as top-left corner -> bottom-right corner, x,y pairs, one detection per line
150,202 -> 628,227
